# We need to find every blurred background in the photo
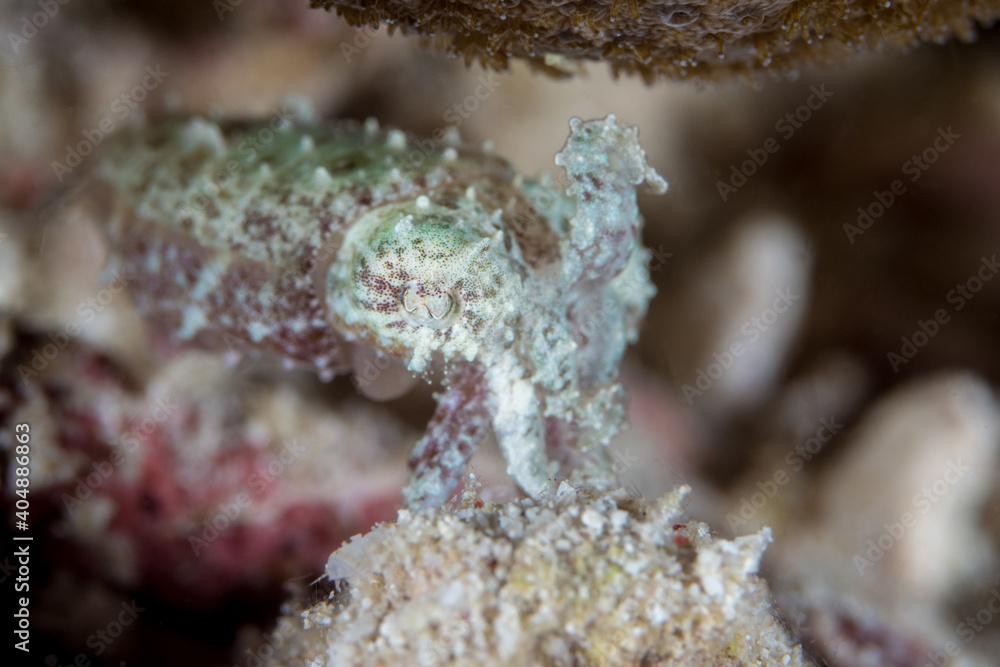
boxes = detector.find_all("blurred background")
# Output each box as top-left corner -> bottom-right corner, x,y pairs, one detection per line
1,1 -> 999,665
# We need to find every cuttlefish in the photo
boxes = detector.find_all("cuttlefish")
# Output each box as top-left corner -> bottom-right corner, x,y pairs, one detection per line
93,111 -> 666,507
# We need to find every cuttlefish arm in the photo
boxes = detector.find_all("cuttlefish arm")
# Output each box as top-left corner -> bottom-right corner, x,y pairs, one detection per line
403,355 -> 556,509
555,114 -> 667,288
402,364 -> 491,508
485,354 -> 555,499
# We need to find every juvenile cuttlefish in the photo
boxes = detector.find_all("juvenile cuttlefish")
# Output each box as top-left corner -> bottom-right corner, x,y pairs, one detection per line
93,110 -> 666,507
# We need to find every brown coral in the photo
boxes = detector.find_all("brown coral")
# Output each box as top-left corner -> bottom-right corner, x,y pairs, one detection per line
312,0 -> 1000,80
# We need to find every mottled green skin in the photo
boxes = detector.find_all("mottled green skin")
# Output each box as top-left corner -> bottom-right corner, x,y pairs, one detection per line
329,194 -> 525,374
96,112 -> 665,506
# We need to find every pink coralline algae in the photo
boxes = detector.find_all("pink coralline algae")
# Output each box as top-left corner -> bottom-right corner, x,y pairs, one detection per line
0,330 -> 408,606
94,112 -> 666,507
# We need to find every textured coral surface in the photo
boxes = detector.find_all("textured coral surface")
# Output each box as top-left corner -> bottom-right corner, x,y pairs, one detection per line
313,0 -> 1000,80
264,483 -> 806,666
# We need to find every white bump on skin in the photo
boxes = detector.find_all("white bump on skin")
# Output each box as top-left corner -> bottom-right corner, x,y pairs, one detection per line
394,215 -> 414,235
178,306 -> 207,340
179,118 -> 226,156
248,321 -> 273,342
387,130 -> 407,151
314,167 -> 334,188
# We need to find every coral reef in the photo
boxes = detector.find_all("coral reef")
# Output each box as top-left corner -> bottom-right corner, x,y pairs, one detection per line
4,4 -> 1000,664
724,366 -> 1000,665
262,483 -> 806,666
312,0 -> 1000,80
661,213 -> 810,418
94,113 -> 665,507
781,373 -> 1000,607
0,329 -> 409,606
776,588 -> 961,667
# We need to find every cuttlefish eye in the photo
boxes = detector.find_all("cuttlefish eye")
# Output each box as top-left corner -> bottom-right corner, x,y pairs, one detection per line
349,213 -> 472,330
327,200 -> 498,342
401,281 -> 456,329
327,198 -> 520,372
